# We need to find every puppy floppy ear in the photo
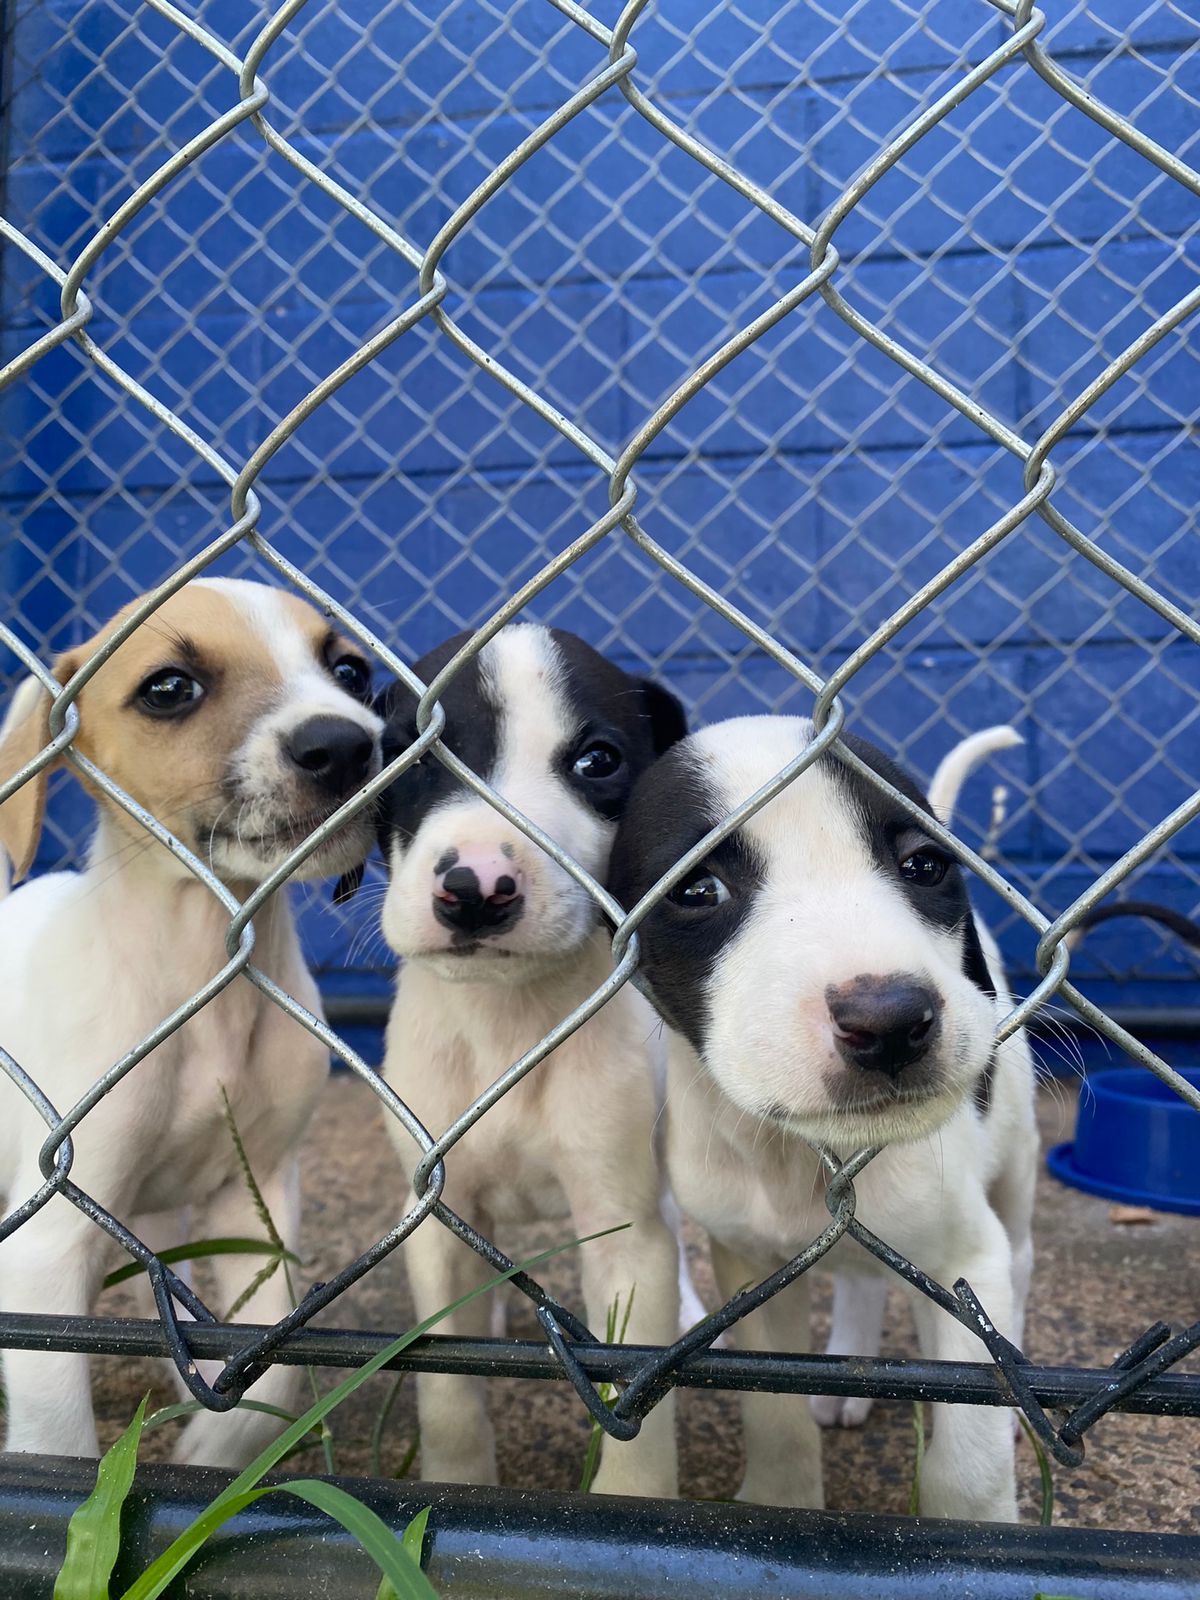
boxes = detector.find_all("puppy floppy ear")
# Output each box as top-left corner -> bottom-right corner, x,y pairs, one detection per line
638,679 -> 687,756
0,653 -> 78,883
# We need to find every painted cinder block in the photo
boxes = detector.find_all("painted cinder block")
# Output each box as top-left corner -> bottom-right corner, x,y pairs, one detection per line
3,0 -> 1197,1009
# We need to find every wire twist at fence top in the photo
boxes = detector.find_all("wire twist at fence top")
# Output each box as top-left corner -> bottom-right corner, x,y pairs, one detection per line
0,0 -> 1198,1455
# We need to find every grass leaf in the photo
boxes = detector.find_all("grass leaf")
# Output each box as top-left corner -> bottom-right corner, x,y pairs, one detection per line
222,1255 -> 284,1321
402,1506 -> 431,1564
377,1507 -> 435,1600
102,1238 -> 298,1292
395,1429 -> 421,1482
276,1483 -> 437,1600
579,1284 -> 635,1494
908,1402 -> 925,1517
1019,1414 -> 1056,1527
220,1085 -> 286,1252
220,1088 -> 336,1472
119,1224 -> 627,1600
370,1373 -> 407,1479
143,1399 -> 303,1433
54,1397 -> 147,1600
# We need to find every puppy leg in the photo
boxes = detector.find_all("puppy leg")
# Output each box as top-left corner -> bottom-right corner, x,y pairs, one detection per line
172,1160 -> 304,1469
988,1134 -> 1037,1354
566,1198 -> 680,1498
811,1273 -> 887,1429
908,1208 -> 1018,1522
0,1185 -> 112,1457
660,1181 -> 710,1336
710,1237 -> 824,1509
404,1212 -> 499,1486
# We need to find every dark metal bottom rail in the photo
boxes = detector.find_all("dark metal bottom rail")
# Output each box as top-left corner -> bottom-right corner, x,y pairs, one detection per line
4,1454 -> 1198,1599
2,1312 -> 1198,1415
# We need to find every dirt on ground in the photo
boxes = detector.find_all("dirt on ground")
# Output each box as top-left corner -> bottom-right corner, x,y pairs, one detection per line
91,1074 -> 1200,1533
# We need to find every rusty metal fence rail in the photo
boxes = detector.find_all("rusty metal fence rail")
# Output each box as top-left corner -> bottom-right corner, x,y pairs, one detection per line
0,0 -> 1198,1515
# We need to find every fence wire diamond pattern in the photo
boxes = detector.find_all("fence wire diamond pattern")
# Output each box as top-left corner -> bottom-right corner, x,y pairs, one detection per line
0,0 -> 1198,1475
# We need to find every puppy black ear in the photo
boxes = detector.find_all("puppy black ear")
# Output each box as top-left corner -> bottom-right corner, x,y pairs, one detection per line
961,910 -> 996,998
333,861 -> 365,905
373,680 -> 401,721
639,679 -> 687,755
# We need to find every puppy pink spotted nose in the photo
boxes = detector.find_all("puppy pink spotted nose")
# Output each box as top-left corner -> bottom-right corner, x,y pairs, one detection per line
431,846 -> 526,937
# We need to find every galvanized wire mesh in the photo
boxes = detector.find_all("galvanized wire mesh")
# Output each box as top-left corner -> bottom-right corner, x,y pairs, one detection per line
0,0 -> 1198,1482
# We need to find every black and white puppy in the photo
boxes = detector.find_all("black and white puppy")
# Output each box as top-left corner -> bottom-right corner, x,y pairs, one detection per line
609,716 -> 1037,1521
375,623 -> 687,1496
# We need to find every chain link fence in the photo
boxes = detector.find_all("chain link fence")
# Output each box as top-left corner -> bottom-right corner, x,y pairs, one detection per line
0,0 -> 1199,1527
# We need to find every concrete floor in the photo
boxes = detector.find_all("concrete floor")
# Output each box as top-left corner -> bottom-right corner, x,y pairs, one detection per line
92,1073 -> 1200,1532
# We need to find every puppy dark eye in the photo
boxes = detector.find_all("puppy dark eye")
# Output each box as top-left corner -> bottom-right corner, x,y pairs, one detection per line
572,742 -> 623,780
137,670 -> 204,717
899,848 -> 950,887
331,655 -> 371,700
667,871 -> 731,910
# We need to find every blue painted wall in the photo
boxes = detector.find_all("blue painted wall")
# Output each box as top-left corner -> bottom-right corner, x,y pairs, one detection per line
2,0 -> 1198,1035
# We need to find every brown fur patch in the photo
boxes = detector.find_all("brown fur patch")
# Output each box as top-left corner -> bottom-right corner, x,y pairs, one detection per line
0,582 -> 362,876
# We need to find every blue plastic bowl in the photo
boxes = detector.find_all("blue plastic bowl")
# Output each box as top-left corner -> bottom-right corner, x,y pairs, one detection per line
1047,1067 -> 1200,1216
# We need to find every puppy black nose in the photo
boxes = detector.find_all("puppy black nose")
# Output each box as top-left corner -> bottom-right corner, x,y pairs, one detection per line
433,861 -> 525,937
285,715 -> 374,796
827,978 -> 940,1078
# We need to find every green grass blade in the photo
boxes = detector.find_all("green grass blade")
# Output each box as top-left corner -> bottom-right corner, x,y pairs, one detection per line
370,1373 -> 406,1479
579,1284 -> 636,1494
277,1483 -> 437,1600
119,1224 -> 627,1600
402,1506 -> 430,1564
143,1399 -> 303,1433
1018,1413 -> 1055,1526
54,1397 -> 148,1600
908,1402 -> 925,1517
578,1421 -> 604,1494
395,1428 -> 420,1482
377,1507 -> 434,1600
102,1239 -> 298,1291
222,1255 -> 283,1321
220,1086 -> 286,1251
221,1090 -> 337,1472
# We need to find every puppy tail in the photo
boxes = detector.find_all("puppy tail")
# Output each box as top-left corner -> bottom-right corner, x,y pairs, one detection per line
928,725 -> 1023,828
1063,900 -> 1200,954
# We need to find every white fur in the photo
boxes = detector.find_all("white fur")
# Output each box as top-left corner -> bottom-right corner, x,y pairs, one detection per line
814,723 -> 1023,1432
381,626 -> 681,1497
0,578 -> 381,1465
657,718 -> 1037,1520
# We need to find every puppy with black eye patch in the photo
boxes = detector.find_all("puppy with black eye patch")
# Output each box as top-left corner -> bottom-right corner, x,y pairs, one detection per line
608,716 -> 1037,1522
372,623 -> 689,1497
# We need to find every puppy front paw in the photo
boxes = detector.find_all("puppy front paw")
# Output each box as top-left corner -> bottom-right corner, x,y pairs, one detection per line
810,1392 -> 874,1429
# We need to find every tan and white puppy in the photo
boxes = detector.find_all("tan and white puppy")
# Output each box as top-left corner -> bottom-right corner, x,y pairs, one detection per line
0,577 -> 381,1466
609,718 -> 1037,1522
375,623 -> 686,1497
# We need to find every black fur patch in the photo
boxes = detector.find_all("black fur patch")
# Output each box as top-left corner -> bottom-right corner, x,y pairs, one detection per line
608,746 -> 764,1055
827,733 -> 997,1020
375,625 -> 687,869
374,632 -> 500,861
610,725 -> 998,1111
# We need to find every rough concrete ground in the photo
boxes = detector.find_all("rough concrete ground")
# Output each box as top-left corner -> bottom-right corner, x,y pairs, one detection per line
92,1075 -> 1199,1533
